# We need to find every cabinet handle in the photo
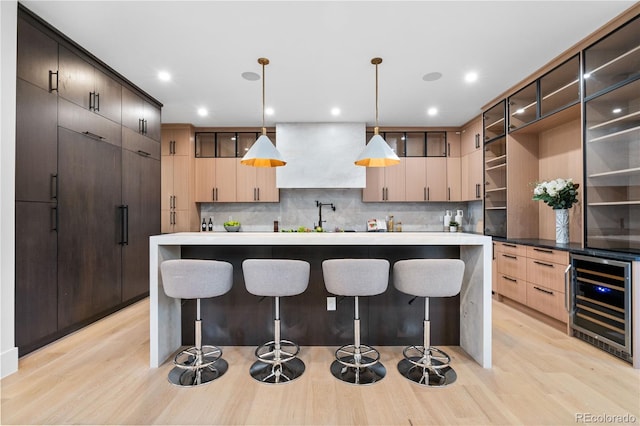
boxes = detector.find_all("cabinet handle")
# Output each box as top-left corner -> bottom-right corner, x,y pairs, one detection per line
171,140 -> 176,154
143,119 -> 148,135
172,211 -> 176,225
119,205 -> 129,246
503,243 -> 517,248
212,188 -> 215,201
533,260 -> 554,268
89,92 -> 95,111
82,131 -> 105,140
533,248 -> 554,254
139,118 -> 144,134
173,195 -> 176,209
168,195 -> 173,209
50,174 -> 58,200
423,187 -> 427,201
48,70 -> 58,92
136,150 -> 150,157
426,187 -> 430,201
95,93 -> 100,112
256,187 -> 260,201
447,143 -> 450,157
475,133 -> 480,149
533,286 -> 553,296
502,254 -> 517,260
564,264 -> 572,313
385,187 -> 389,201
502,276 -> 517,283
447,187 -> 451,201
51,206 -> 58,232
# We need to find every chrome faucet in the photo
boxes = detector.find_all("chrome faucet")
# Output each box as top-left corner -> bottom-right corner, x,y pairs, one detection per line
315,200 -> 335,229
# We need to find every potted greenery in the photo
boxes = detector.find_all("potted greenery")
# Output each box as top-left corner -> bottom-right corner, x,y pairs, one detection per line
449,221 -> 459,233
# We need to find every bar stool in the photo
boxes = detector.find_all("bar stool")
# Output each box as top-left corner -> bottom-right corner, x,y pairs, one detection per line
322,258 -> 389,385
242,259 -> 310,384
393,259 -> 465,387
160,259 -> 233,387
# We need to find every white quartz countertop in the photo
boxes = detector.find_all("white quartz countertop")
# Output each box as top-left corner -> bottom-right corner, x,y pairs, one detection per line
150,232 -> 491,246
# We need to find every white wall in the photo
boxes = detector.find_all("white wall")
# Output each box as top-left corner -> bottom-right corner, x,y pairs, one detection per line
1,0 -> 18,378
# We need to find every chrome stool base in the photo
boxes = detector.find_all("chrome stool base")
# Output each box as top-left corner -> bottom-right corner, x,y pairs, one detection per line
397,345 -> 456,387
174,345 -> 223,370
330,343 -> 385,385
250,357 -> 305,384
168,358 -> 228,387
330,357 -> 386,385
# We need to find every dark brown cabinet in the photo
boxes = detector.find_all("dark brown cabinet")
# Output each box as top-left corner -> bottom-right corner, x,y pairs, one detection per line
15,6 -> 161,355
122,86 -> 161,142
56,128 -> 123,329
14,201 -> 58,350
58,46 -> 122,124
122,143 -> 161,301
15,79 -> 57,202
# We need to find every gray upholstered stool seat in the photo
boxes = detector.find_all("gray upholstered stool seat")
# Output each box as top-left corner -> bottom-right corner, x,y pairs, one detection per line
242,259 -> 310,384
160,259 -> 233,387
322,258 -> 389,385
393,259 -> 465,387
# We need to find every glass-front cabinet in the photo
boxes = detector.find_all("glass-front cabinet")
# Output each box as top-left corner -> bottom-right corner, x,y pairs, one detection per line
508,82 -> 537,131
540,55 -> 580,116
484,137 -> 507,237
584,16 -> 640,254
484,100 -> 506,142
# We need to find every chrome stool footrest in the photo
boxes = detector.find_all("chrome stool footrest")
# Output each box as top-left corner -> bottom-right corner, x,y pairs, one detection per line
168,358 -> 229,387
254,339 -> 300,365
330,344 -> 386,385
398,345 -> 457,387
173,345 -> 222,370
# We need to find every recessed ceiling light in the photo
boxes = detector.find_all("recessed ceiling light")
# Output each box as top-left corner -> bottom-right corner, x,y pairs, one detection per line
422,72 -> 442,82
612,108 -> 622,114
265,107 -> 274,116
331,107 -> 341,116
464,72 -> 478,83
158,71 -> 171,82
242,71 -> 260,81
427,107 -> 438,116
197,108 -> 208,117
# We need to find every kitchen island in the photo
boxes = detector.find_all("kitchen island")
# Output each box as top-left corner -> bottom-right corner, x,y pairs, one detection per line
149,232 -> 492,368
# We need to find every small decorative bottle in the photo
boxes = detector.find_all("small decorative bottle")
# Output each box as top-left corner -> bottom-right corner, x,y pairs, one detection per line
454,210 -> 463,232
444,210 -> 452,231
201,218 -> 207,232
207,218 -> 213,232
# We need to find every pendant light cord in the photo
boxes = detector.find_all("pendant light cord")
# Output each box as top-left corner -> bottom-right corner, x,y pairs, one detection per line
372,57 -> 382,136
258,58 -> 269,135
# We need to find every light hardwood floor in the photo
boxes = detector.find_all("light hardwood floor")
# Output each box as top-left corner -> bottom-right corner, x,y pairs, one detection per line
2,298 -> 639,425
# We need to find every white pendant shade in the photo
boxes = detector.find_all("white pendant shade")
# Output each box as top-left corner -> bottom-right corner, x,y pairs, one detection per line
354,134 -> 400,167
240,134 -> 286,167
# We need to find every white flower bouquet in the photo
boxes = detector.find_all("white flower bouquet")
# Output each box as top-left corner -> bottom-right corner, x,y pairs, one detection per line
532,178 -> 579,210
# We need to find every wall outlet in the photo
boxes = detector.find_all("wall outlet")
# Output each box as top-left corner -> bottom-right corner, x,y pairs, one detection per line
326,297 -> 336,311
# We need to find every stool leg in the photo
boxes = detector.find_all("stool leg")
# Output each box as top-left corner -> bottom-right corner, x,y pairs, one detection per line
250,296 -> 305,384
168,298 -> 228,387
330,296 -> 386,385
397,297 -> 457,387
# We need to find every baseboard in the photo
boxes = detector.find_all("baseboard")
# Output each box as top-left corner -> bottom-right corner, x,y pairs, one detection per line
1,346 -> 18,378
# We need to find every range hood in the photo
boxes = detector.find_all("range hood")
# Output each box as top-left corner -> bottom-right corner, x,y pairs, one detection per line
275,123 -> 366,188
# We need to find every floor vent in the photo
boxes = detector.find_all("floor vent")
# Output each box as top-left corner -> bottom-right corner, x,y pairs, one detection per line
572,329 -> 632,364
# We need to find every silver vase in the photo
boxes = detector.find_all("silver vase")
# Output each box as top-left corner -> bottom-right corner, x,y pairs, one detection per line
555,209 -> 569,244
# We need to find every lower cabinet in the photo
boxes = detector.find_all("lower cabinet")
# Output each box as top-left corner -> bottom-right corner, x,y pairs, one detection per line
57,128 -> 123,329
494,241 -> 570,323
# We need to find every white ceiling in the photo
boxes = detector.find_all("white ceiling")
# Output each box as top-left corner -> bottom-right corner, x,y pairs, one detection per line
21,1 -> 636,128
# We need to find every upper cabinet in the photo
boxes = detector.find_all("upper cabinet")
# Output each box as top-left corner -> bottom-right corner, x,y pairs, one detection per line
484,100 -> 506,143
583,16 -> 640,254
508,82 -> 537,131
16,15 -> 58,92
58,46 -> 122,124
122,86 -> 161,142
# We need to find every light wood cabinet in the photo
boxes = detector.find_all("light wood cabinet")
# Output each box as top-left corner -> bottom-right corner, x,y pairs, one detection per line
495,242 -> 570,323
161,125 -> 197,232
446,131 -> 462,202
236,162 -> 279,202
406,158 -> 446,202
461,148 -> 483,201
362,160 -> 406,202
195,158 -> 237,202
461,117 -> 482,156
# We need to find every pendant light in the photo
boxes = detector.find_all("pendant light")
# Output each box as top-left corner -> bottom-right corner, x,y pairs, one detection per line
355,57 -> 400,167
241,57 -> 286,167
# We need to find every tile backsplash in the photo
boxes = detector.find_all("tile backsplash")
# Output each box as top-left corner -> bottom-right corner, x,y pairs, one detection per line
200,189 -> 482,233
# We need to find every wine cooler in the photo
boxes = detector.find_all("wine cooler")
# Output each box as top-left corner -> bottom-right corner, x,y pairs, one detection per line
570,254 -> 632,363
